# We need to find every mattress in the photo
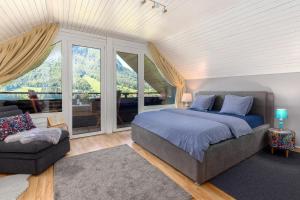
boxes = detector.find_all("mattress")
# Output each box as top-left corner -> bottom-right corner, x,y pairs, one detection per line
132,108 -> 253,162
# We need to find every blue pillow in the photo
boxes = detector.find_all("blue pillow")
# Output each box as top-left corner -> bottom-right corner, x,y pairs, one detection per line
191,95 -> 216,111
220,95 -> 253,116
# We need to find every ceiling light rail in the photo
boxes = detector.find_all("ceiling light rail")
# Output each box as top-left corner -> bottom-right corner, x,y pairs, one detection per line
141,0 -> 167,13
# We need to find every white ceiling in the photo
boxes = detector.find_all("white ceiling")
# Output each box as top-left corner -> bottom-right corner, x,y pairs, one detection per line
0,0 -> 299,79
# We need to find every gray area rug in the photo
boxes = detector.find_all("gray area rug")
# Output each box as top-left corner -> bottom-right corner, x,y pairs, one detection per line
0,174 -> 30,200
211,150 -> 300,200
54,145 -> 191,200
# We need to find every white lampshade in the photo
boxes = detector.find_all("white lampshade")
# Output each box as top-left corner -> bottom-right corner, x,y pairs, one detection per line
181,93 -> 192,102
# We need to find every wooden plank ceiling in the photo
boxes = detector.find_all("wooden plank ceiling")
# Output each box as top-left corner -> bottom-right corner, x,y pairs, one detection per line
0,0 -> 299,79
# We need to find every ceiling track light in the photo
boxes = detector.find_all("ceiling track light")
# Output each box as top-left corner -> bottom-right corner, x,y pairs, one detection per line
141,0 -> 168,14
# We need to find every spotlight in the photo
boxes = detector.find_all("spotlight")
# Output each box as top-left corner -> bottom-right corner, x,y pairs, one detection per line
143,0 -> 168,14
152,2 -> 159,9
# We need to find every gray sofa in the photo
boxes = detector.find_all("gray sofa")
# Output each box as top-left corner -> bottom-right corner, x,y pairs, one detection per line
0,105 -> 70,175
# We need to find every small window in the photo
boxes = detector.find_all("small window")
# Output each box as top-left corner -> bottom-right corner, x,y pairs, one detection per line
0,41 -> 62,113
144,55 -> 176,107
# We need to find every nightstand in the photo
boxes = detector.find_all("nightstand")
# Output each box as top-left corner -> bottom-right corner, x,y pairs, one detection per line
268,128 -> 296,157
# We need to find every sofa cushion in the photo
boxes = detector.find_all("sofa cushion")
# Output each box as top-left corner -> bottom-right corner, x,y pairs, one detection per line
0,130 -> 69,154
0,105 -> 22,118
0,105 -> 20,112
0,112 -> 36,141
0,110 -> 23,118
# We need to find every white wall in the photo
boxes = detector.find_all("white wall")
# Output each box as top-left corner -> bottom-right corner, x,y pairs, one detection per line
186,72 -> 300,146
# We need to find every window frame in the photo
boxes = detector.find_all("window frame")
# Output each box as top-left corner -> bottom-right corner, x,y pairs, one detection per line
112,45 -> 144,132
65,37 -> 106,139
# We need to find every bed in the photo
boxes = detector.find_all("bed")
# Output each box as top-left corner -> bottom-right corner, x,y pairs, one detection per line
131,91 -> 274,184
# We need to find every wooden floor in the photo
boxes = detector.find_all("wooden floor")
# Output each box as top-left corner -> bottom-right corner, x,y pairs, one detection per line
4,131 -> 298,200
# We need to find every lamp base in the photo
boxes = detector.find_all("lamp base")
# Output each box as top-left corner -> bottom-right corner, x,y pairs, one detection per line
278,120 -> 284,130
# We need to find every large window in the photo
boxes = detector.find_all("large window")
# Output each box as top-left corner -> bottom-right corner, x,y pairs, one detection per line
144,55 -> 176,107
0,33 -> 177,136
0,42 -> 62,113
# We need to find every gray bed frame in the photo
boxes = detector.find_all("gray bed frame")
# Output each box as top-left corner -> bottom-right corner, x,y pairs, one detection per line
132,91 -> 274,184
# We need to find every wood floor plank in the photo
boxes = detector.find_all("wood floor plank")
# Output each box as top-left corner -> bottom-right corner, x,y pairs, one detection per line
7,131 -> 295,199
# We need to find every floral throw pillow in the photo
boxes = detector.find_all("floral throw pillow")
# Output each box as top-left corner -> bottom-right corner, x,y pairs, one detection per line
0,113 -> 36,141
0,118 -> 13,141
23,112 -> 36,130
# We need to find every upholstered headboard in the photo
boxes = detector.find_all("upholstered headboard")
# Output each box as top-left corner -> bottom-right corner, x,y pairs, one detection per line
193,91 -> 274,126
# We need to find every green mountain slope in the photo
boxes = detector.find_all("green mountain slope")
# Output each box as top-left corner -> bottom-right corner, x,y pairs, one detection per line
0,45 -> 157,100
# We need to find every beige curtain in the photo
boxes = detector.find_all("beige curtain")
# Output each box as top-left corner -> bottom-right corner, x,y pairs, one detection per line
148,42 -> 185,107
0,23 -> 59,85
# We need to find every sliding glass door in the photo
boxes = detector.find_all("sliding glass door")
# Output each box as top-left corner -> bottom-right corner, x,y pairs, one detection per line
115,51 -> 139,129
71,44 -> 104,136
59,34 -> 175,137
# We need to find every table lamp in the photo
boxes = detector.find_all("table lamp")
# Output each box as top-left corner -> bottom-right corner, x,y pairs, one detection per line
275,108 -> 288,130
182,93 -> 192,107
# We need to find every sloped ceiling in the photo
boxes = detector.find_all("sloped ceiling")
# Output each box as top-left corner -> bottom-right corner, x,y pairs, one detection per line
0,0 -> 299,79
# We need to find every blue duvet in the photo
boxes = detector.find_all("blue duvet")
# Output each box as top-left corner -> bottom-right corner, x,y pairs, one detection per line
132,109 -> 253,162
